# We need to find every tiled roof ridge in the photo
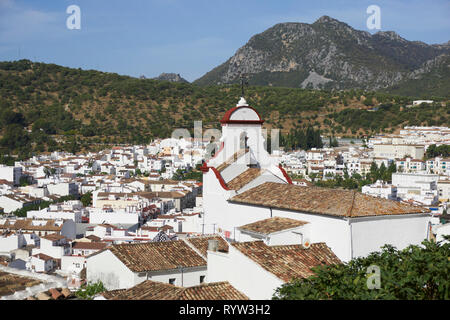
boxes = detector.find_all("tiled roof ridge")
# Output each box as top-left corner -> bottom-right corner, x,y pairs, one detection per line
182,238 -> 207,260
346,190 -> 357,217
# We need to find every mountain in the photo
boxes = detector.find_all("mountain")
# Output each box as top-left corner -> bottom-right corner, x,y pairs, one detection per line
0,60 -> 448,160
194,16 -> 449,95
153,73 -> 189,83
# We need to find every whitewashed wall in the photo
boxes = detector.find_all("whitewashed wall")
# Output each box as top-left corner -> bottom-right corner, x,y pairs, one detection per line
86,250 -> 136,290
350,214 -> 430,258
207,247 -> 283,300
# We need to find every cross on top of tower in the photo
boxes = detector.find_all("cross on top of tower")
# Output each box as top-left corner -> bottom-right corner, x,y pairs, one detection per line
240,73 -> 248,97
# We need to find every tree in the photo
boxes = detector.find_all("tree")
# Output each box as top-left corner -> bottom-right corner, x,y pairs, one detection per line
80,192 -> 92,207
273,240 -> 450,300
75,281 -> 106,300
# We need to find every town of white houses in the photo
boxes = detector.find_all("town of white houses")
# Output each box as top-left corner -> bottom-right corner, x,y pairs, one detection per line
0,1 -> 449,302
0,95 -> 449,300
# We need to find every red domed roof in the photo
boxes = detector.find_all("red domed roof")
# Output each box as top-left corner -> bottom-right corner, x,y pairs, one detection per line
220,98 -> 264,125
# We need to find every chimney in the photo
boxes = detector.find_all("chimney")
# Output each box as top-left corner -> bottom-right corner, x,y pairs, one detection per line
208,239 -> 218,252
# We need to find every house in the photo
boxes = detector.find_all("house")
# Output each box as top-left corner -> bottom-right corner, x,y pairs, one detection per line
0,165 -> 22,186
0,218 -> 76,239
61,241 -> 108,275
361,180 -> 398,200
0,193 -> 41,213
86,239 -> 208,290
392,173 -> 439,205
207,240 -> 340,299
31,234 -> 71,269
0,231 -> 26,256
27,253 -> 55,273
46,182 -> 79,197
100,280 -> 248,300
373,144 -> 425,160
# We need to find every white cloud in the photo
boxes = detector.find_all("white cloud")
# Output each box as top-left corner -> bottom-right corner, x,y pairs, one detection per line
0,1 -> 64,43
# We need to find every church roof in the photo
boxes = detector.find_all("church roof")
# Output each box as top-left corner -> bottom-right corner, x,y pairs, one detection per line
229,182 -> 430,218
226,168 -> 263,191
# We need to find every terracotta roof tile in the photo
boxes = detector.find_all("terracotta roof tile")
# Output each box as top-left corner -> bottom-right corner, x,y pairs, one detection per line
99,240 -> 206,272
238,217 -> 308,235
110,280 -> 248,300
226,168 -> 263,190
231,241 -> 341,282
230,182 -> 430,217
184,235 -> 229,258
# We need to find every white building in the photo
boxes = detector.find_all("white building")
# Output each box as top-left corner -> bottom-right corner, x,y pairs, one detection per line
392,173 -> 439,205
27,253 -> 55,273
207,240 -> 340,300
0,193 -> 41,213
61,241 -> 108,275
202,97 -> 432,263
412,100 -> 433,105
362,180 -> 397,200
88,207 -> 140,225
46,182 -> 79,197
86,238 -> 210,290
0,232 -> 26,256
373,144 -> 425,160
0,165 -> 22,185
31,234 -> 71,262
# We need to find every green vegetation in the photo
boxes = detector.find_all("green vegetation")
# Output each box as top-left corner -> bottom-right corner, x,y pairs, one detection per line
0,60 -> 448,161
281,126 -> 323,151
426,144 -> 450,159
75,281 -> 106,300
314,161 -> 397,191
80,192 -> 93,207
273,239 -> 450,300
329,102 -> 449,136
172,167 -> 203,182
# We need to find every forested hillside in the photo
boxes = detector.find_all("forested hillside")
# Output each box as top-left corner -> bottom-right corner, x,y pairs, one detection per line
0,60 -> 448,161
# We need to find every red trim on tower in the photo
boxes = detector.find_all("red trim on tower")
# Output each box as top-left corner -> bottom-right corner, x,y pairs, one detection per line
220,106 -> 264,125
278,165 -> 293,184
222,120 -> 265,125
200,162 -> 209,173
210,167 -> 230,190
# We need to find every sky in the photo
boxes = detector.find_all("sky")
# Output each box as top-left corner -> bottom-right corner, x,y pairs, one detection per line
0,0 -> 449,82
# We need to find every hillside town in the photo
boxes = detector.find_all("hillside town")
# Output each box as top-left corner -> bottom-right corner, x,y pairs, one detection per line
0,97 -> 448,301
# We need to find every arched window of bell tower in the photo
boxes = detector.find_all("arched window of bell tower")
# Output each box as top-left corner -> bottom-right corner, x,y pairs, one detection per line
240,131 -> 248,150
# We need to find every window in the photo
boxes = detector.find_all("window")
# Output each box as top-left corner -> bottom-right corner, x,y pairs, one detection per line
200,276 -> 205,284
169,278 -> 176,285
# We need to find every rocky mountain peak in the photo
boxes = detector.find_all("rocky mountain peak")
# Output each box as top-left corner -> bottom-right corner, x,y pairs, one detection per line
153,73 -> 189,83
